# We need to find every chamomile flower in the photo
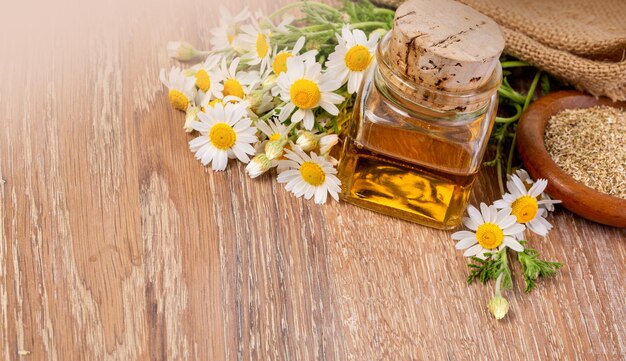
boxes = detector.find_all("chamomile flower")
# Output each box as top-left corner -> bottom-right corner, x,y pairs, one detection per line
277,146 -> 341,204
452,203 -> 526,258
318,133 -> 339,156
191,55 -> 223,99
277,57 -> 344,130
494,175 -> 560,237
239,23 -> 272,73
167,41 -> 205,61
188,102 -> 257,171
509,169 -> 559,212
183,105 -> 201,133
245,153 -> 274,178
198,94 -> 241,112
326,25 -> 379,94
160,66 -> 197,111
271,37 -> 316,76
256,118 -> 295,160
295,131 -> 339,155
210,7 -> 251,51
257,118 -> 290,142
218,57 -> 259,101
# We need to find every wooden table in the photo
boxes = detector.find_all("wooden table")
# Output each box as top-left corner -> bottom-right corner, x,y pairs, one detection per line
1,0 -> 624,359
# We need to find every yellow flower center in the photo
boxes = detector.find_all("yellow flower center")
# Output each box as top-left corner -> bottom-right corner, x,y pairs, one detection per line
272,51 -> 293,74
223,78 -> 244,99
290,79 -> 321,109
511,196 -> 539,223
209,123 -> 237,150
344,45 -> 372,72
269,133 -> 282,141
475,223 -> 504,250
256,33 -> 269,59
168,89 -> 189,111
227,33 -> 235,44
195,69 -> 211,92
208,99 -> 223,108
300,161 -> 326,186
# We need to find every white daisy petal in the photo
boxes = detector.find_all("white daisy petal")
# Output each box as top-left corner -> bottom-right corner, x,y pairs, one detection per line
503,237 -> 524,252
455,237 -> 478,250
463,244 -> 484,257
451,230 -> 475,240
462,216 -> 480,231
468,205 -> 484,224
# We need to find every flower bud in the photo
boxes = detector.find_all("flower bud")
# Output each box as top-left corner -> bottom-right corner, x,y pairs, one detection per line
319,134 -> 339,155
305,40 -> 320,52
246,153 -> 273,178
265,138 -> 288,160
262,74 -> 278,89
183,106 -> 200,133
167,41 -> 202,61
296,131 -> 319,152
487,296 -> 509,320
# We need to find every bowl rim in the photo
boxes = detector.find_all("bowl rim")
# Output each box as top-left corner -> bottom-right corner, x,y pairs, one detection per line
516,90 -> 626,228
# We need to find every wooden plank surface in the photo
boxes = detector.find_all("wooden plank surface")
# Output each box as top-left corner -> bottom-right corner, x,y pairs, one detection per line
0,0 -> 625,359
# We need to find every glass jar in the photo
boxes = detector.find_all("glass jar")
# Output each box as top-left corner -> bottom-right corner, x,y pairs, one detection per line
337,32 -> 502,230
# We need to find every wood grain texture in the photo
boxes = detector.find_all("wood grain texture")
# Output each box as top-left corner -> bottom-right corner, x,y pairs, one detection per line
0,0 -> 625,360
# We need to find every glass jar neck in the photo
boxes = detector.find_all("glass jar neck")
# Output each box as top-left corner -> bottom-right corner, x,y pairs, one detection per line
375,32 -> 502,120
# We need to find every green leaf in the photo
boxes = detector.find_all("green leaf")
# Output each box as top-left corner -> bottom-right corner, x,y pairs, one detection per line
517,242 -> 562,293
466,248 -> 512,290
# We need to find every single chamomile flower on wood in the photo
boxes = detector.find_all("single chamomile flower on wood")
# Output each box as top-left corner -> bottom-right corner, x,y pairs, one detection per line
509,169 -> 560,212
191,55 -> 223,99
217,57 -> 259,102
277,146 -> 341,204
239,23 -> 272,73
188,102 -> 257,171
160,66 -> 197,111
452,203 -> 526,258
210,7 -> 251,51
494,175 -> 560,237
326,25 -> 379,94
277,57 -> 344,130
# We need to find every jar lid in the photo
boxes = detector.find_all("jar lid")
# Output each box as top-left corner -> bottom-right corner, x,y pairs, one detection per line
388,0 -> 504,92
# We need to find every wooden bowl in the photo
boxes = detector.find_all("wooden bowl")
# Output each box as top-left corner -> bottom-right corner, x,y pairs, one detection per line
516,90 -> 626,228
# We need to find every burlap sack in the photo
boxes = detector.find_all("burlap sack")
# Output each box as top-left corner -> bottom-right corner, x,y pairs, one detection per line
373,0 -> 626,101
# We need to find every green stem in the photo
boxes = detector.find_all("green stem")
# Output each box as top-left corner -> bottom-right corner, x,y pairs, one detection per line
373,7 -> 396,17
501,61 -> 530,69
523,70 -> 542,111
268,2 -> 303,20
349,21 -> 389,30
498,87 -> 526,104
268,1 -> 341,20
506,133 -> 517,175
496,152 -> 505,195
495,104 -> 522,124
494,251 -> 508,297
506,70 -> 542,174
495,272 -> 504,297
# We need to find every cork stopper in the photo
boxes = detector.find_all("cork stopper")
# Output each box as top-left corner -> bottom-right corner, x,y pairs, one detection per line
388,0 -> 504,92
